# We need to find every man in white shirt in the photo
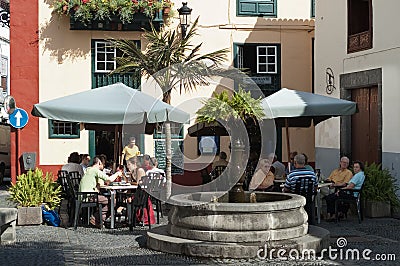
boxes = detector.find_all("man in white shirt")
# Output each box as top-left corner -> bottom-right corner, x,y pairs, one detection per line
61,152 -> 84,177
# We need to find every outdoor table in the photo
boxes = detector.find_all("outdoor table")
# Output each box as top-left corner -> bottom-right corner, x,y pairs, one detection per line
100,184 -> 138,229
315,183 -> 332,224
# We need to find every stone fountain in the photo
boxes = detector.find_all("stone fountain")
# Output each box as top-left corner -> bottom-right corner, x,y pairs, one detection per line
147,139 -> 329,258
147,191 -> 330,258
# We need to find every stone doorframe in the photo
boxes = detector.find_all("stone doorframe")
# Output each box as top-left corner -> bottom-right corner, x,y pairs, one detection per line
339,68 -> 382,162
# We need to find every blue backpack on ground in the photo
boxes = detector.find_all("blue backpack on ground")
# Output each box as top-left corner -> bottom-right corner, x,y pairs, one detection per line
42,205 -> 61,227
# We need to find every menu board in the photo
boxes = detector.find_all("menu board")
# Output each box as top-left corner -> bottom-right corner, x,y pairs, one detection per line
154,139 -> 184,175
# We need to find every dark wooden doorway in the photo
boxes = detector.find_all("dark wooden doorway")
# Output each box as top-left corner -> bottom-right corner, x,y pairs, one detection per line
351,87 -> 379,164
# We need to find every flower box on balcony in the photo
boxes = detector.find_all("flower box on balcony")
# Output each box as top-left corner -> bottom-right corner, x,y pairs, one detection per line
69,11 -> 163,31
53,0 -> 172,31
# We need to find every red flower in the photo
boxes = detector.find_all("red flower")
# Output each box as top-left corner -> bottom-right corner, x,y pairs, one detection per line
82,0 -> 90,4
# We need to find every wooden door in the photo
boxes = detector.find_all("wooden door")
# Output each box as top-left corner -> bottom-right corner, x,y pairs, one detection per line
351,87 -> 379,164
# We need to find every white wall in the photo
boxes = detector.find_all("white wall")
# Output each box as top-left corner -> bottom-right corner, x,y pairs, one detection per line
315,0 -> 400,170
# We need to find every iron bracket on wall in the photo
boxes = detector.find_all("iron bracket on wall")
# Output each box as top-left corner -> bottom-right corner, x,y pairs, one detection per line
0,0 -> 10,28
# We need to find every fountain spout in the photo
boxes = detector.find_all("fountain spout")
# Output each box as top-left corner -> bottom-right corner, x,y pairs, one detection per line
228,138 -> 246,203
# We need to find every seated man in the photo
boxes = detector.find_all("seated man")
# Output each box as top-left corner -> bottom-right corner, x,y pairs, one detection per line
271,154 -> 286,180
79,156 -> 122,227
283,154 -> 318,193
327,156 -> 353,186
321,156 -> 353,197
62,151 -> 84,177
325,161 -> 365,221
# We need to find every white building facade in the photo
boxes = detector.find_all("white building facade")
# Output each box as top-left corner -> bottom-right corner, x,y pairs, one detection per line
314,0 -> 400,183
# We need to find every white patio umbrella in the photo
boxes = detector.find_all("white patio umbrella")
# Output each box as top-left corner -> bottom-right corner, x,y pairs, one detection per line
261,88 -> 357,163
32,83 -> 189,165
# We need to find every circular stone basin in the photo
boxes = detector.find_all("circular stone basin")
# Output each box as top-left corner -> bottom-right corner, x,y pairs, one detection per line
168,192 -> 308,242
147,191 -> 330,258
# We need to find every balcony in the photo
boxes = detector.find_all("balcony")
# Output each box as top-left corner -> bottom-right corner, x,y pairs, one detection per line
69,11 -> 164,31
54,0 -> 172,31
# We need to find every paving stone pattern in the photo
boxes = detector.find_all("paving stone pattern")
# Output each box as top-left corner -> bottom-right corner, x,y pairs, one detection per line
1,184 -> 399,265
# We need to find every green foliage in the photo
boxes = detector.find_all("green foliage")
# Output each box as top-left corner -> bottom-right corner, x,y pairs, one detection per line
364,163 -> 400,207
52,0 -> 174,24
110,17 -> 229,103
8,168 -> 62,210
196,87 -> 264,124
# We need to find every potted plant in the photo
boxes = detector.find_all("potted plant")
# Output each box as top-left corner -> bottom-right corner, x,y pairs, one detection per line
8,168 -> 62,225
363,163 -> 400,218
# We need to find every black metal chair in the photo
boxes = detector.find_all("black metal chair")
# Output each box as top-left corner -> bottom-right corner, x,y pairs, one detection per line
210,165 -> 226,180
129,185 -> 151,231
334,180 -> 365,224
142,172 -> 164,224
57,170 -> 70,199
57,170 -> 73,224
210,165 -> 227,191
68,171 -> 82,192
73,191 -> 103,229
294,176 -> 317,225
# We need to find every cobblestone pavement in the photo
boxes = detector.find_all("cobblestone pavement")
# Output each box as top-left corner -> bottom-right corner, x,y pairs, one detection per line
1,184 -> 399,265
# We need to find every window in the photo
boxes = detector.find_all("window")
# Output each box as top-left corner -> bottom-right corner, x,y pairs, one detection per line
49,120 -> 80,139
95,41 -> 116,73
257,46 -> 277,74
237,0 -> 277,17
234,43 -> 281,96
92,40 -> 141,89
347,0 -> 372,53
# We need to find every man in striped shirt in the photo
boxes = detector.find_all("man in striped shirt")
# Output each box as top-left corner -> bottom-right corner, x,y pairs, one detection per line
283,154 -> 318,193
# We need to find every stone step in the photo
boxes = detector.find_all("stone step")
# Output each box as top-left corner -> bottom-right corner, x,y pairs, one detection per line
147,225 -> 330,259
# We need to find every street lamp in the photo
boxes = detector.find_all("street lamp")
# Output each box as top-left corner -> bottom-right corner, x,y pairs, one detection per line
177,2 -> 192,38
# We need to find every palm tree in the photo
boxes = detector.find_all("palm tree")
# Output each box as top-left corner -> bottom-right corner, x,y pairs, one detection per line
110,17 -> 229,199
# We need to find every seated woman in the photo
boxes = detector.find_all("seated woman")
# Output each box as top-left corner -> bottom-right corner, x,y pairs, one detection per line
248,159 -> 275,191
119,156 -> 156,225
325,160 -> 366,221
126,157 -> 146,183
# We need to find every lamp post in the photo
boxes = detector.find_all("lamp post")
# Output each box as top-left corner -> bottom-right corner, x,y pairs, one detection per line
177,2 -> 192,38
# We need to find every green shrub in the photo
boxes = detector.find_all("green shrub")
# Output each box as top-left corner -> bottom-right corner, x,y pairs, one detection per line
364,163 -> 400,207
8,168 -> 62,210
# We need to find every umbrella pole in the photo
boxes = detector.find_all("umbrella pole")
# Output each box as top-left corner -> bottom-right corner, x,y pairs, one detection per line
113,126 -> 118,171
118,125 -> 122,166
285,118 -> 291,171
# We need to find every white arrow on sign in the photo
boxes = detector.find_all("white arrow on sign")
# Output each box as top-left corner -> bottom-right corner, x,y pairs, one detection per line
15,110 -> 22,127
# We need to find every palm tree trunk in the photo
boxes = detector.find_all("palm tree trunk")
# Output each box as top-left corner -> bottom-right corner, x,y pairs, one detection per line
162,89 -> 172,200
162,90 -> 171,104
165,121 -> 172,199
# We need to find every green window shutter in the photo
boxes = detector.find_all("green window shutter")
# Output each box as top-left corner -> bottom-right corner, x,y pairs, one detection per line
311,0 -> 315,18
237,0 -> 277,17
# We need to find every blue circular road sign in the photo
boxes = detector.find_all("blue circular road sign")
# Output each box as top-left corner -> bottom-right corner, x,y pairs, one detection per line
9,108 -> 29,129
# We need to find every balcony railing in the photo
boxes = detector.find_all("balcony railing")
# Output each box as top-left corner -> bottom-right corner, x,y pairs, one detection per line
348,30 -> 372,53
